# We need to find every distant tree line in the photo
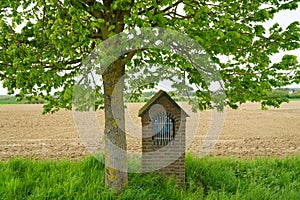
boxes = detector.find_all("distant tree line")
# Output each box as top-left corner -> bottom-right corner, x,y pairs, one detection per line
268,88 -> 300,99
1,88 -> 299,105
126,88 -> 300,103
0,95 -> 45,104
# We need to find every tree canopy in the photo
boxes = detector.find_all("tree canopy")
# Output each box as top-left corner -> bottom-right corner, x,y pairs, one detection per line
1,0 -> 299,110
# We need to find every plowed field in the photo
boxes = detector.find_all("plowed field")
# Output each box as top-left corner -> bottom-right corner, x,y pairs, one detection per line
1,101 -> 299,160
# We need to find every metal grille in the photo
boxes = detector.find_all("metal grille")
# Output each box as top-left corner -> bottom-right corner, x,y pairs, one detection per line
152,114 -> 174,145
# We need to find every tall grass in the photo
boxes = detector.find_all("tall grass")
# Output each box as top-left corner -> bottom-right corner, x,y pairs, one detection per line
186,154 -> 300,199
1,155 -> 300,199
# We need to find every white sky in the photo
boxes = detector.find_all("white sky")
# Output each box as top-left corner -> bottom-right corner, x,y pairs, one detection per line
0,82 -> 6,95
0,7 -> 299,95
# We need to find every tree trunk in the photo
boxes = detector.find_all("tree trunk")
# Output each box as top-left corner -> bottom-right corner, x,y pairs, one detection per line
102,59 -> 127,192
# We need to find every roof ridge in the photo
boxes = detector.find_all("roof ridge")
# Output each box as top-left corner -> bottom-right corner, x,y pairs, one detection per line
138,90 -> 189,117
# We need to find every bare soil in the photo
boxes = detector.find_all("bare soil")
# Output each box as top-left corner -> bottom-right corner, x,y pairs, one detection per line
0,101 -> 299,160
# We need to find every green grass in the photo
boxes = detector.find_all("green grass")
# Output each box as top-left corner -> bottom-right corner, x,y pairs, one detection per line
0,99 -> 19,104
1,155 -> 300,199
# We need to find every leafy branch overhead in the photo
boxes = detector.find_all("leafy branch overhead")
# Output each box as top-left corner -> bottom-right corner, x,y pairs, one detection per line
0,0 -> 299,112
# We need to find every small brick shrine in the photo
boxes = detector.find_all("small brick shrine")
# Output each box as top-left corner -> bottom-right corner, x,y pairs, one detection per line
138,90 -> 189,186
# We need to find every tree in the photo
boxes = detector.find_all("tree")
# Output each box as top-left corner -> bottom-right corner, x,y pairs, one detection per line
0,0 -> 299,192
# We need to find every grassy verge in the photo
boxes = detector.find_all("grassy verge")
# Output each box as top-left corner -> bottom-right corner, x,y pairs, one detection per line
1,155 -> 300,199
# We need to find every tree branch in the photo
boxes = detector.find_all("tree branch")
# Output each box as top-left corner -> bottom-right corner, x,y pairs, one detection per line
70,0 -> 105,19
138,0 -> 183,15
